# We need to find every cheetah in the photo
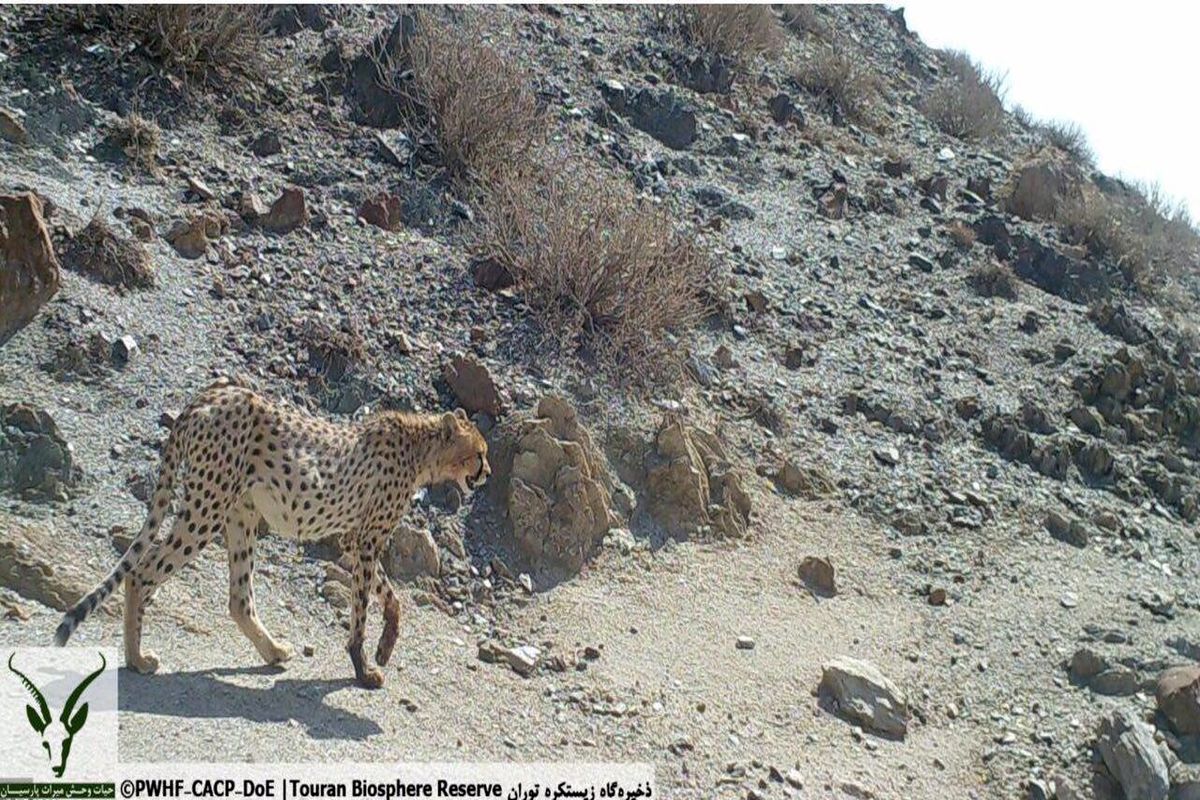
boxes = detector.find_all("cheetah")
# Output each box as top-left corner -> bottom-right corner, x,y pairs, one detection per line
55,379 -> 490,689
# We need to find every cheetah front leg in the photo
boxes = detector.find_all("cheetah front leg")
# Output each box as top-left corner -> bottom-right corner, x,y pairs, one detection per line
347,533 -> 385,689
373,564 -> 401,667
226,499 -> 294,665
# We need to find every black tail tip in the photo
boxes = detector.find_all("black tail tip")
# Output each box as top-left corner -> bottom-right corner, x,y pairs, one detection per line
53,620 -> 72,647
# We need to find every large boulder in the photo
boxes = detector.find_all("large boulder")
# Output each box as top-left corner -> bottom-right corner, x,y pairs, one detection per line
490,397 -> 618,574
1,192 -> 61,346
644,417 -> 751,539
1003,148 -> 1084,220
384,522 -> 441,580
819,656 -> 910,739
1156,665 -> 1200,735
346,14 -> 416,128
0,403 -> 81,501
0,513 -> 101,612
1094,711 -> 1170,800
443,353 -> 505,417
603,84 -> 698,150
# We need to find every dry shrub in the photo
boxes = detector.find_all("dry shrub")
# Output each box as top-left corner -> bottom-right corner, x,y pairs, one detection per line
1037,120 -> 1095,167
1059,185 -> 1200,293
924,49 -> 1005,141
947,220 -> 976,251
1011,104 -> 1034,130
475,154 -> 712,368
780,5 -> 828,39
108,112 -> 161,174
795,45 -> 879,126
65,214 -> 155,290
109,6 -> 267,83
378,10 -> 545,183
675,5 -> 783,60
969,261 -> 1019,300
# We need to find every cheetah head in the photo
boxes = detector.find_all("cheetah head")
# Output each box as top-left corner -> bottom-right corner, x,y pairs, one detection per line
436,409 -> 490,496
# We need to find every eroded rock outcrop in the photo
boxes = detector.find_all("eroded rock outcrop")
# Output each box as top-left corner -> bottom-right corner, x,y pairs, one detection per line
490,396 -> 618,573
0,513 -> 100,611
1,192 -> 60,345
643,417 -> 752,540
0,403 -> 81,501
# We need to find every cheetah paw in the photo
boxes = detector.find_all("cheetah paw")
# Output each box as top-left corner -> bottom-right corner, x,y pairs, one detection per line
128,650 -> 160,674
358,667 -> 385,690
264,641 -> 295,665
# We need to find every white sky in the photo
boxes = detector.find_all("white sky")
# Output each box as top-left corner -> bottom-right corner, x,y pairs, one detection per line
897,2 -> 1200,218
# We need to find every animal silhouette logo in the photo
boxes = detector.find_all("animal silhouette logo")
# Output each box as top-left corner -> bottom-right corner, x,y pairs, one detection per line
7,652 -> 106,778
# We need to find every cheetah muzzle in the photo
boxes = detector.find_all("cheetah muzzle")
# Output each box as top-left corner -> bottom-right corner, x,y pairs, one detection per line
54,379 -> 490,690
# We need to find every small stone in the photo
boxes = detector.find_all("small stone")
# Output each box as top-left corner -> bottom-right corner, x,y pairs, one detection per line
908,253 -> 935,273
302,644 -> 315,657
928,587 -> 947,606
1060,593 -> 1078,609
797,556 -> 837,597
819,656 -> 909,738
937,147 -> 955,162
505,645 -> 541,676
111,335 -> 138,364
186,175 -> 215,201
1069,647 -> 1106,682
770,246 -> 788,261
1045,511 -> 1089,547
477,640 -> 505,664
736,636 -> 755,650
1091,667 -> 1138,697
873,446 -> 900,466
250,131 -> 282,157
1,108 -> 29,144
260,186 -> 308,234
358,193 -> 403,231
470,257 -> 515,292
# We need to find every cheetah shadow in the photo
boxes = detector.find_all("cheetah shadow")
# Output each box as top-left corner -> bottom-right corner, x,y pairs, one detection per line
117,665 -> 382,741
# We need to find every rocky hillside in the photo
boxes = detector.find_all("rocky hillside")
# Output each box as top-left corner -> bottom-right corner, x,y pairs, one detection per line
2,5 -> 1199,799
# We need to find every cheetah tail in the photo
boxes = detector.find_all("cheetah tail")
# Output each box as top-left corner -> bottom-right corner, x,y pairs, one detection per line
54,429 -> 182,647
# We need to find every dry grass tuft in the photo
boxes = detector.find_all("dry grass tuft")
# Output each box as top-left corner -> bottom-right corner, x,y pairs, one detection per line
474,154 -> 712,368
794,44 -> 880,126
1059,185 -> 1200,294
780,5 -> 829,40
108,112 -> 161,174
947,220 -> 976,251
378,10 -> 545,183
969,261 -> 1019,300
924,49 -> 1006,141
109,6 -> 267,83
675,5 -> 783,60
1036,119 -> 1096,167
65,214 -> 155,290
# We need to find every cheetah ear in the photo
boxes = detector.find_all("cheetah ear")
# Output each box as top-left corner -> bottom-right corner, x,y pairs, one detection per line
453,408 -> 469,422
440,412 -> 458,441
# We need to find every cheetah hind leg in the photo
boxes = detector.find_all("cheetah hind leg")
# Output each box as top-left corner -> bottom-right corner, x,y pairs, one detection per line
124,512 -> 208,674
374,564 -> 401,667
124,574 -> 160,674
226,500 -> 294,666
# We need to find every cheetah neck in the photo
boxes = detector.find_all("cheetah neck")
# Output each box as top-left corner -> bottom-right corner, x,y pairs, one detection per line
364,412 -> 448,488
